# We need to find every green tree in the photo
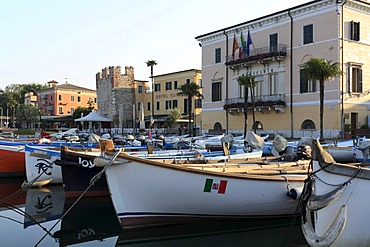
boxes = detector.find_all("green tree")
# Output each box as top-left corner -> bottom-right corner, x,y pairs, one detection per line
302,57 -> 342,141
168,108 -> 181,130
145,60 -> 158,121
15,104 -> 40,129
177,82 -> 204,136
72,106 -> 93,130
237,74 -> 257,137
0,83 -> 47,128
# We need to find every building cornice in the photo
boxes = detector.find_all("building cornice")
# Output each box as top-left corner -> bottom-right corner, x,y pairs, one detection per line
347,0 -> 370,15
196,0 -> 336,43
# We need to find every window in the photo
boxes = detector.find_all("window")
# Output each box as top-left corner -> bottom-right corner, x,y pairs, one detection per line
254,76 -> 263,97
195,98 -> 202,108
198,79 -> 203,87
348,64 -> 362,93
303,24 -> 313,45
77,96 -> 81,102
211,81 -> 222,102
138,85 -> 143,93
269,33 -> 278,52
138,102 -> 141,111
94,98 -> 97,103
351,21 -> 360,41
253,121 -> 263,130
154,83 -> 161,92
269,73 -> 278,95
59,107 -> 63,114
174,80 -> 178,89
184,99 -> 189,114
71,108 -> 75,114
301,119 -> 316,130
186,79 -> 190,84
165,82 -> 172,90
58,95 -> 62,101
147,102 -> 151,112
215,48 -> 221,63
300,69 -> 316,93
165,100 -> 171,110
71,96 -> 75,101
172,100 -> 178,108
156,101 -> 160,111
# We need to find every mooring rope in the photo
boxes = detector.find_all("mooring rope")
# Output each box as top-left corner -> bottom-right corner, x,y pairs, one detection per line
34,148 -> 123,247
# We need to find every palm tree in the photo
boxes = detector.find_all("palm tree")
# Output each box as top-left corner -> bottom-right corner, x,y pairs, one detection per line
237,74 -> 257,137
145,60 -> 158,124
177,82 -> 204,136
301,57 -> 341,141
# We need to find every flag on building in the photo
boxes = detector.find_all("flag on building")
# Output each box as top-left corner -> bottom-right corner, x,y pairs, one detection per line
203,178 -> 228,194
150,115 -> 154,127
239,32 -> 246,59
232,33 -> 239,59
246,29 -> 253,56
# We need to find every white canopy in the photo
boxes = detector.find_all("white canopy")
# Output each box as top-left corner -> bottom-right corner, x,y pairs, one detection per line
74,110 -> 111,122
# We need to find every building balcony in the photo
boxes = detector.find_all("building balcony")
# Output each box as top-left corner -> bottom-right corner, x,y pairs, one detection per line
225,44 -> 287,67
223,94 -> 286,113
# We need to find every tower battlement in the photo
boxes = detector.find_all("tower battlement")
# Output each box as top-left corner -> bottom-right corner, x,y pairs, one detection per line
96,65 -> 134,89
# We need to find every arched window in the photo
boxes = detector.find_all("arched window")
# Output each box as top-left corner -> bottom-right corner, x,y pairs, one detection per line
301,119 -> 316,130
213,122 -> 222,130
253,121 -> 263,130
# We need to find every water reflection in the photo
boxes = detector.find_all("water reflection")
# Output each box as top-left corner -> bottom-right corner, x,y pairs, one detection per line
0,178 -> 309,246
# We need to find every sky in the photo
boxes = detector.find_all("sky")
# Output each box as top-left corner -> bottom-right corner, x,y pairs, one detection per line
0,0 -> 312,91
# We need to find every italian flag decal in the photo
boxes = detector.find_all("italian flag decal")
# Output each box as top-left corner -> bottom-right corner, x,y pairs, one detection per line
203,178 -> 228,194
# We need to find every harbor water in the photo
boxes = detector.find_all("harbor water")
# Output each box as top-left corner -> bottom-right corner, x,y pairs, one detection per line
0,177 -> 309,247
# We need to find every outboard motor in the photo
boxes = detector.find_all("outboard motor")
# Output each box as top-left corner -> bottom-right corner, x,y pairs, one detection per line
295,145 -> 312,160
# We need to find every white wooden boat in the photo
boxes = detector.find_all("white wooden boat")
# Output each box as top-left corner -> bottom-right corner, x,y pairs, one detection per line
301,140 -> 370,246
101,148 -> 310,228
321,137 -> 370,163
24,144 -> 102,187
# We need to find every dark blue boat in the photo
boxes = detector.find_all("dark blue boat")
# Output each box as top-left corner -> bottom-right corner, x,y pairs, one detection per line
54,146 -> 108,198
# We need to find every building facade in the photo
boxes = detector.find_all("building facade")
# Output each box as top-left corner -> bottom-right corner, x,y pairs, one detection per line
96,66 -> 202,135
150,69 -> 202,134
24,92 -> 38,107
196,0 -> 370,138
37,80 -> 97,116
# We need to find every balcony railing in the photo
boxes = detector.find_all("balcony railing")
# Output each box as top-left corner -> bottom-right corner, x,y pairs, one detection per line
223,94 -> 286,111
225,44 -> 287,66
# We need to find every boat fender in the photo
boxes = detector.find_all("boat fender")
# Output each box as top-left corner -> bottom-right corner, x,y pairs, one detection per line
287,188 -> 301,200
94,157 -> 129,167
94,157 -> 109,167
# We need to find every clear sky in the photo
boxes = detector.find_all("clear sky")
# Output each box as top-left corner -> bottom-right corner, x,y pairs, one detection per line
0,0 -> 312,90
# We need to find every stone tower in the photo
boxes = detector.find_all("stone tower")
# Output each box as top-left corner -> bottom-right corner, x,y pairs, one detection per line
96,66 -> 135,129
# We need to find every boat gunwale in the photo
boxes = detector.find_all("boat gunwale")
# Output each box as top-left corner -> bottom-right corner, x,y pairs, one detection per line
100,150 -> 308,182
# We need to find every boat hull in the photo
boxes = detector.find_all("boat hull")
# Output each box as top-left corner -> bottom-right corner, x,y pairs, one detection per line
307,161 -> 370,246
25,145 -> 63,186
0,145 -> 26,177
58,149 -> 107,197
105,154 -> 305,228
